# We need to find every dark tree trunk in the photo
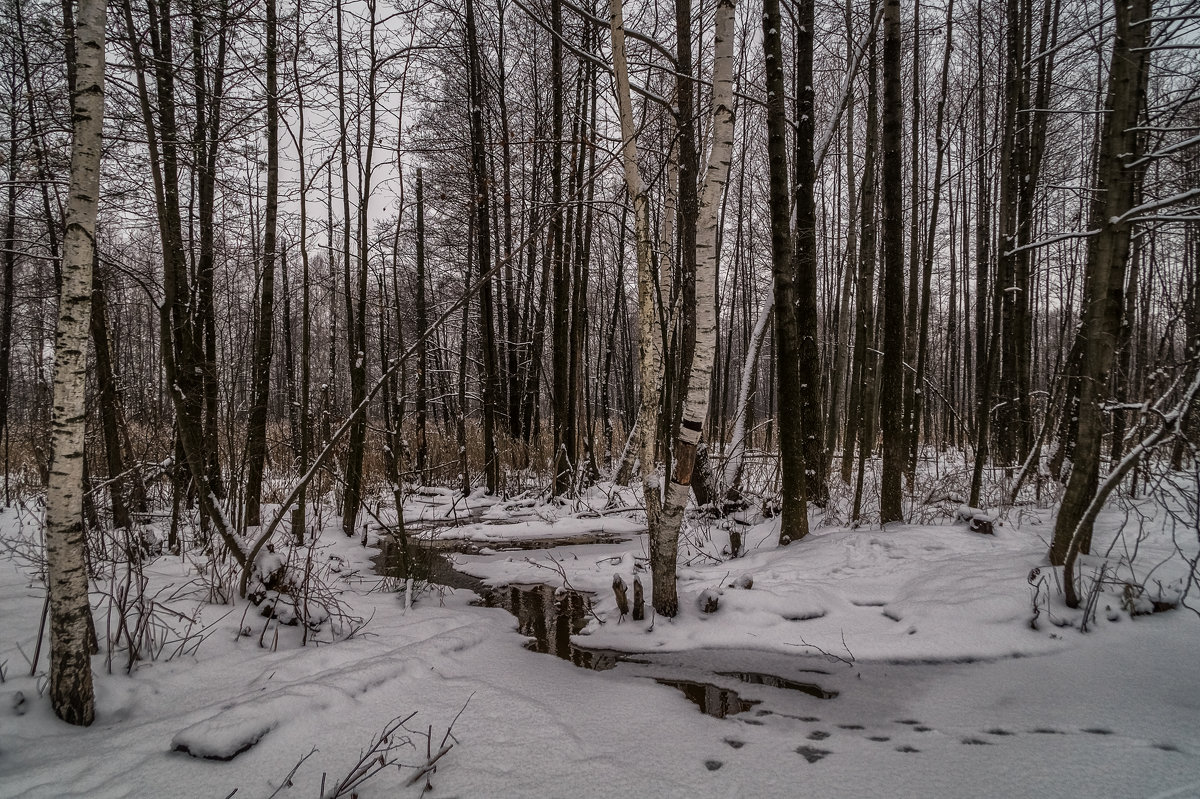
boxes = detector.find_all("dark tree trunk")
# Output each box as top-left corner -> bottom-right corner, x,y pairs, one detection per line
550,0 -> 571,496
878,0 -> 906,524
909,0 -> 955,475
466,0 -> 501,494
763,0 -> 810,543
850,0 -> 879,522
90,266 -> 131,532
1051,0 -> 1151,572
792,0 -> 827,503
415,169 -> 429,479
244,0 -> 279,527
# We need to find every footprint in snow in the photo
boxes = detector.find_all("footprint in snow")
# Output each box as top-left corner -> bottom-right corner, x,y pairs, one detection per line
895,745 -> 920,753
867,736 -> 891,742
795,745 -> 831,763
705,760 -> 724,771
1082,727 -> 1114,735
723,739 -> 745,749
961,737 -> 992,745
838,723 -> 865,730
986,728 -> 1014,736
807,730 -> 831,741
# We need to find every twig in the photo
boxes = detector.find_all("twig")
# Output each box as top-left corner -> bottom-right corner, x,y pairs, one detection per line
321,712 -> 418,799
264,746 -> 317,799
403,743 -> 453,788
783,631 -> 856,666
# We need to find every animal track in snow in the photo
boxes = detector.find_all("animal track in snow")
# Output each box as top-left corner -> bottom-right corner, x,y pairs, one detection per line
795,745 -> 831,763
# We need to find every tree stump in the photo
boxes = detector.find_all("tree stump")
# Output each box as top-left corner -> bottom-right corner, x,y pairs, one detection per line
612,574 -> 629,618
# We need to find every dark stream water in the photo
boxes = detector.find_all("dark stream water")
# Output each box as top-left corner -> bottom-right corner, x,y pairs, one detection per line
373,536 -> 837,719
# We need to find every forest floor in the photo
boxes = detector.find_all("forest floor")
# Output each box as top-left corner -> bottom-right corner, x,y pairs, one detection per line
0,474 -> 1198,798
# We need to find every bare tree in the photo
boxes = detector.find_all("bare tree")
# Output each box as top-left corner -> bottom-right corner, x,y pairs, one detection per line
878,0 -> 906,524
1050,0 -> 1152,566
764,0 -> 810,543
245,0 -> 280,527
653,0 -> 736,612
46,0 -> 105,726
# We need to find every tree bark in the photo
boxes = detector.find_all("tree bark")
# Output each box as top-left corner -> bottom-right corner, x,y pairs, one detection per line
415,168 -> 429,479
1,59 -> 18,506
551,0 -> 572,496
466,0 -> 502,494
244,0 -> 279,527
289,3 -> 312,544
847,4 -> 879,507
608,0 -> 668,611
908,0 -> 955,476
90,266 -> 131,532
1050,0 -> 1151,566
653,0 -> 736,613
47,0 -> 105,726
764,0 -> 810,543
878,0 -> 906,524
791,0 -> 826,503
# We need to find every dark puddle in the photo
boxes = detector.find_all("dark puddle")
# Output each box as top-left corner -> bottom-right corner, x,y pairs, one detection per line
717,671 -> 838,700
374,539 -> 485,591
477,583 -> 628,671
374,536 -> 837,722
375,540 -> 627,669
653,678 -> 760,718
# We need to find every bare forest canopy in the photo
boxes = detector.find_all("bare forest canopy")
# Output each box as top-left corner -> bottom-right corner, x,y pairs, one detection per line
4,0 -> 1199,634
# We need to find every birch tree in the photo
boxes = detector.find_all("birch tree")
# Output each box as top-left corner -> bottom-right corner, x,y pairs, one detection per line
653,0 -> 737,613
608,0 -> 664,613
46,0 -> 105,726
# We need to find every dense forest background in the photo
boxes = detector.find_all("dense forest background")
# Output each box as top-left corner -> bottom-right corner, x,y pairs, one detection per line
1,0 -> 1197,724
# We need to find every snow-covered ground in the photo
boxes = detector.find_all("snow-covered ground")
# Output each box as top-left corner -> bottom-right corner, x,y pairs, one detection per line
0,477 -> 1197,798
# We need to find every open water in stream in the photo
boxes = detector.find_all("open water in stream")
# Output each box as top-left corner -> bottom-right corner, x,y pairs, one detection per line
373,535 -> 841,719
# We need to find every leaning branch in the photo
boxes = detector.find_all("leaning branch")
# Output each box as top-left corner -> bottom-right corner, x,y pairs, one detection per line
1063,367 -> 1200,607
813,4 -> 883,175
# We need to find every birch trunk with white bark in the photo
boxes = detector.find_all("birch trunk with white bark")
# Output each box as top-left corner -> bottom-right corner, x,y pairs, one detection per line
608,0 -> 669,611
654,0 -> 736,615
47,0 -> 105,726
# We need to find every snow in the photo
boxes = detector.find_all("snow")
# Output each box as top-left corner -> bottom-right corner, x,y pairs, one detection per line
0,476 -> 1198,798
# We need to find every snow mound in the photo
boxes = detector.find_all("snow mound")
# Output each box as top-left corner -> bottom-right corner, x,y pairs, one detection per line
171,712 -> 276,761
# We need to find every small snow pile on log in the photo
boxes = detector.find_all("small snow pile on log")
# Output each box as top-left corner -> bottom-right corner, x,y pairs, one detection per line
171,712 -> 276,761
956,505 -> 997,535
